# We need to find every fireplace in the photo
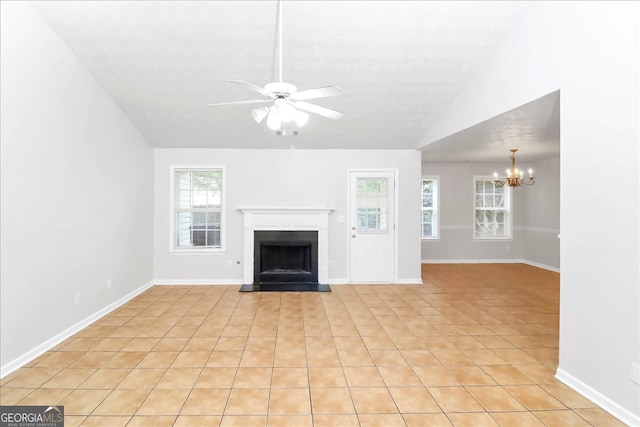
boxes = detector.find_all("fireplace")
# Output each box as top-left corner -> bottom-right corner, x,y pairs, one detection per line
239,207 -> 332,292
254,231 -> 318,285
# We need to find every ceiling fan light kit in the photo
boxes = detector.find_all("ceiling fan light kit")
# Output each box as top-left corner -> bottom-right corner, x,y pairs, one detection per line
206,0 -> 344,132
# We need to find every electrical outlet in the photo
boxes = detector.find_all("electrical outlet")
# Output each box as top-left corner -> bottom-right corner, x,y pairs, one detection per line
74,293 -> 81,305
107,279 -> 112,290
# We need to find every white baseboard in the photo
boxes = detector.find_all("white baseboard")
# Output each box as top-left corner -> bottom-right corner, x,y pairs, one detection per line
521,259 -> 560,273
328,278 -> 423,285
153,279 -> 243,286
397,278 -> 424,284
421,258 -> 523,264
0,280 -> 154,379
556,368 -> 640,427
153,278 -> 423,286
421,258 -> 560,273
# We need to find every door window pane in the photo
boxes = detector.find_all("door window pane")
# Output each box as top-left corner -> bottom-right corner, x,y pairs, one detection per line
356,178 -> 388,232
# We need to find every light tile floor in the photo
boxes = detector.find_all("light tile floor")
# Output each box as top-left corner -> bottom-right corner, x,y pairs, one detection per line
0,264 -> 628,426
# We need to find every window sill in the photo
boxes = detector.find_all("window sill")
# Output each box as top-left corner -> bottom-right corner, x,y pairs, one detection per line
421,237 -> 440,241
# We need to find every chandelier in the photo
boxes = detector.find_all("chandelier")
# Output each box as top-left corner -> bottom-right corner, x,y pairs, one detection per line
493,149 -> 535,188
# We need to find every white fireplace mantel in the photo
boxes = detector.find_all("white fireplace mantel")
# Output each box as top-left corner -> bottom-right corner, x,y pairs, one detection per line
239,207 -> 333,285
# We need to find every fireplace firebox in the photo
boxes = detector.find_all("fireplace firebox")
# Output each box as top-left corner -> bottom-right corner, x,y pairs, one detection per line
240,230 -> 329,292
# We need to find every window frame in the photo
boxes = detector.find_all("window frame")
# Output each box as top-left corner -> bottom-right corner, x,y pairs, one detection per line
473,175 -> 512,240
421,175 -> 439,240
169,165 -> 226,254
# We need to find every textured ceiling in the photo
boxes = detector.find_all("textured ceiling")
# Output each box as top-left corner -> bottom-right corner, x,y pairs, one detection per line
422,91 -> 561,163
31,1 -> 554,158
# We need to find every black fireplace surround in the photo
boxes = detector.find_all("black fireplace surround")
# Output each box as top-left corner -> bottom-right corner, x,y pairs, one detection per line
239,230 -> 330,292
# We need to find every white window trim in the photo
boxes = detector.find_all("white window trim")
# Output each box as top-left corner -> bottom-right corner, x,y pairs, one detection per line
421,175 -> 439,240
169,165 -> 226,254
473,175 -> 512,241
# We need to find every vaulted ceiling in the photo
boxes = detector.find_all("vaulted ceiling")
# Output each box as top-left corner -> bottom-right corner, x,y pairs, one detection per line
31,1 -> 559,161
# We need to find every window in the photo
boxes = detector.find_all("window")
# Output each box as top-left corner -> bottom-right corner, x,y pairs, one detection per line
421,177 -> 439,239
172,167 -> 224,251
474,177 -> 511,239
356,178 -> 389,232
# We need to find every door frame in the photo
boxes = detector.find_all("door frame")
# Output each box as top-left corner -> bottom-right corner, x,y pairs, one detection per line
347,168 -> 399,283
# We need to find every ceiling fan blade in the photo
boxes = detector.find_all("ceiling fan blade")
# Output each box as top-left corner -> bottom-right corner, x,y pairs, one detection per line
228,80 -> 273,97
293,101 -> 344,119
290,86 -> 345,101
206,99 -> 272,107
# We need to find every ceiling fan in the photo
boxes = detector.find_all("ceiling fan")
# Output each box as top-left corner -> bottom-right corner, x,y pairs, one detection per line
206,0 -> 345,130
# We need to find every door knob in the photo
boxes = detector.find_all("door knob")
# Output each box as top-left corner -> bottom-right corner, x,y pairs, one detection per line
352,234 -> 356,238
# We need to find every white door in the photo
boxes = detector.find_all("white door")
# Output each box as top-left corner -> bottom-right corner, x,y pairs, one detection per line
349,171 -> 396,282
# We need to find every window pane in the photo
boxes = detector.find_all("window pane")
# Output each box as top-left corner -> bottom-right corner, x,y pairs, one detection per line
206,212 -> 220,227
357,178 -> 388,231
177,212 -> 192,247
475,209 -> 507,237
193,190 -> 207,207
422,224 -> 432,237
177,172 -> 192,209
357,207 -> 384,230
192,211 -> 206,225
191,228 -> 207,246
422,179 -> 435,208
206,230 -> 220,247
193,171 -> 220,190
422,193 -> 433,208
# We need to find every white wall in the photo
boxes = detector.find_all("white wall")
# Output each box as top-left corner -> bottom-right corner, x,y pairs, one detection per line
0,2 -> 154,373
420,3 -> 639,423
421,157 -> 560,271
521,157 -> 560,269
421,161 -> 526,262
154,148 -> 422,284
